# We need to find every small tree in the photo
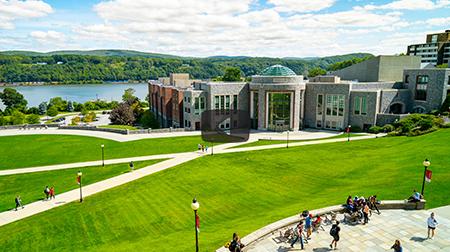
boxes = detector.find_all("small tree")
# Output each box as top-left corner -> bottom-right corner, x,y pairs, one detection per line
26,107 -> 40,115
47,106 -> 58,117
110,102 -> 135,125
26,114 -> 41,124
0,88 -> 28,112
122,88 -> 138,104
139,110 -> 159,129
67,101 -> 74,112
48,97 -> 67,112
38,102 -> 47,115
11,110 -> 26,125
71,116 -> 81,125
222,67 -> 242,82
308,67 -> 326,77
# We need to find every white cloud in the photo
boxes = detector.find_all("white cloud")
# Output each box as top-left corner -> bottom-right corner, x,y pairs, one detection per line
268,0 -> 335,13
425,17 -> 450,26
0,0 -> 53,29
30,30 -> 65,44
361,0 -> 450,10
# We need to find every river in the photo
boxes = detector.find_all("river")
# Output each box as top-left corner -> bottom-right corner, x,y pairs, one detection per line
0,83 -> 149,108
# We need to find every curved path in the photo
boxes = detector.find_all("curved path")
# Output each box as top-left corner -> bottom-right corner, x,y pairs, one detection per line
0,133 -> 382,227
243,206 -> 450,251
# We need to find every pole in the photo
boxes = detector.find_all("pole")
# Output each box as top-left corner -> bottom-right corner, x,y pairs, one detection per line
79,176 -> 83,202
194,209 -> 199,252
421,166 -> 427,196
102,146 -> 105,167
347,126 -> 351,142
211,142 -> 214,156
286,131 -> 289,148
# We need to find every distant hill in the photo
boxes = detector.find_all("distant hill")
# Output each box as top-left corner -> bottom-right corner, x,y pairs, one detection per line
0,50 -> 183,59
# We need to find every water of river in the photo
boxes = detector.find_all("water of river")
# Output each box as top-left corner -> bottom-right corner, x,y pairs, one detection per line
0,83 -> 149,108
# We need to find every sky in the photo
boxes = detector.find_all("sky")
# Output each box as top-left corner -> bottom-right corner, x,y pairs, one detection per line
0,0 -> 449,58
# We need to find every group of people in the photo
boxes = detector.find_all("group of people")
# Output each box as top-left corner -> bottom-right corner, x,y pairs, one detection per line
197,143 -> 208,152
345,195 -> 380,225
289,212 -> 330,250
44,186 -> 56,200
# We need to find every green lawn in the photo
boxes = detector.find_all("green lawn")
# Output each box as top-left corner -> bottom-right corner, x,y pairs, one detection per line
98,125 -> 138,130
0,129 -> 449,251
235,132 -> 369,148
0,159 -> 163,212
0,134 -> 204,169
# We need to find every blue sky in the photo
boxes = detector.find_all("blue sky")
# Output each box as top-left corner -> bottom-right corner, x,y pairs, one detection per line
0,0 -> 449,57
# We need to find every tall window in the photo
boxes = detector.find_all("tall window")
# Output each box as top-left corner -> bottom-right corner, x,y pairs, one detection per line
404,75 -> 409,83
325,95 -> 345,117
317,94 -> 323,116
200,97 -> 205,110
233,95 -> 238,110
354,97 -> 367,115
194,97 -> 199,110
220,96 -> 225,110
214,96 -> 220,110
415,75 -> 429,101
225,96 -> 230,110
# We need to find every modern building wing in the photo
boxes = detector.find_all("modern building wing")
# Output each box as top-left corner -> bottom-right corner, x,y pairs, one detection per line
407,30 -> 450,66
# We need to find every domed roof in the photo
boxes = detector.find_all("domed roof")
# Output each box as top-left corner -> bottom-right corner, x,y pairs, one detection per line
260,65 -> 297,76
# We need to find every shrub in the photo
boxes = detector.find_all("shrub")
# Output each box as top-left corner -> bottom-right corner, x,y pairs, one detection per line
47,106 -> 58,117
26,114 -> 41,124
368,126 -> 383,134
10,110 -> 26,125
382,124 -> 395,133
71,116 -> 81,125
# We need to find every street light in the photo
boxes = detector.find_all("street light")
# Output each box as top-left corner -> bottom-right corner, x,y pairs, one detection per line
101,144 -> 105,167
347,125 -> 351,142
191,198 -> 200,252
286,130 -> 289,148
421,158 -> 431,196
77,171 -> 83,202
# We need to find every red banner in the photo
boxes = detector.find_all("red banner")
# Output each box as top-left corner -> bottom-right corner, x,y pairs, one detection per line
77,175 -> 81,184
195,213 -> 200,233
425,170 -> 432,183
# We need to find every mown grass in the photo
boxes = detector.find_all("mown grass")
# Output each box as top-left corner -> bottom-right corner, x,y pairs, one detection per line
0,134 -> 204,169
0,159 -> 164,212
0,130 -> 449,251
98,125 -> 138,130
234,132 -> 369,148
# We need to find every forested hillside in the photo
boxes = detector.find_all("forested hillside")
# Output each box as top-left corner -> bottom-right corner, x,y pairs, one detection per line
0,50 -> 372,83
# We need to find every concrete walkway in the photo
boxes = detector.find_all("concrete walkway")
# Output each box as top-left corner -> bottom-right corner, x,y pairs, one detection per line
0,152 -> 203,227
244,206 -> 450,252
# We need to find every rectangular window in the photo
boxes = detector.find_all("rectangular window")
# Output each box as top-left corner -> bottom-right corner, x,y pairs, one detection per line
316,120 -> 322,128
220,96 -> 225,110
233,95 -> 238,110
448,76 -> 450,85
415,75 -> 429,101
225,95 -> 230,110
326,95 -> 332,115
405,75 -> 409,83
354,97 -> 360,115
332,95 -> 338,116
200,97 -> 205,110
317,94 -> 323,116
194,97 -> 199,110
214,96 -> 220,110
361,97 -> 367,115
338,96 -> 344,116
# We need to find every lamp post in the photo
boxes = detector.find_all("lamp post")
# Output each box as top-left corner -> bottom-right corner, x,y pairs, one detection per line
191,198 -> 200,252
101,144 -> 105,167
347,125 -> 351,142
286,130 -> 289,148
421,158 -> 431,196
77,171 -> 83,202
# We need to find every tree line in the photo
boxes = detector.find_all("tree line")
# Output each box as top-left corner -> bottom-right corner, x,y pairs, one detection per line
0,53 -> 372,83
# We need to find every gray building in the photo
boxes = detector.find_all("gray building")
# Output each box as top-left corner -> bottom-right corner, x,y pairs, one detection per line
151,60 -> 450,132
407,30 -> 450,66
331,55 -> 421,82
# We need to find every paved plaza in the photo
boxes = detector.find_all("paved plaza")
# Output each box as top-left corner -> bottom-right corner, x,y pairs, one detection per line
245,207 -> 450,252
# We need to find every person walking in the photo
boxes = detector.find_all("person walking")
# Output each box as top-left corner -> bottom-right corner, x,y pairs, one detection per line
49,186 -> 55,199
305,214 -> 313,240
201,144 -> 205,152
290,221 -> 304,249
427,212 -> 438,239
44,186 -> 50,200
329,221 -> 341,250
197,143 -> 201,151
363,203 -> 370,224
369,195 -> 380,215
129,161 -> 134,172
205,145 -> 208,152
391,240 -> 402,252
15,195 -> 24,210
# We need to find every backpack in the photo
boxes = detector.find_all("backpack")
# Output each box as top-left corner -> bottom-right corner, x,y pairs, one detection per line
330,225 -> 337,236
